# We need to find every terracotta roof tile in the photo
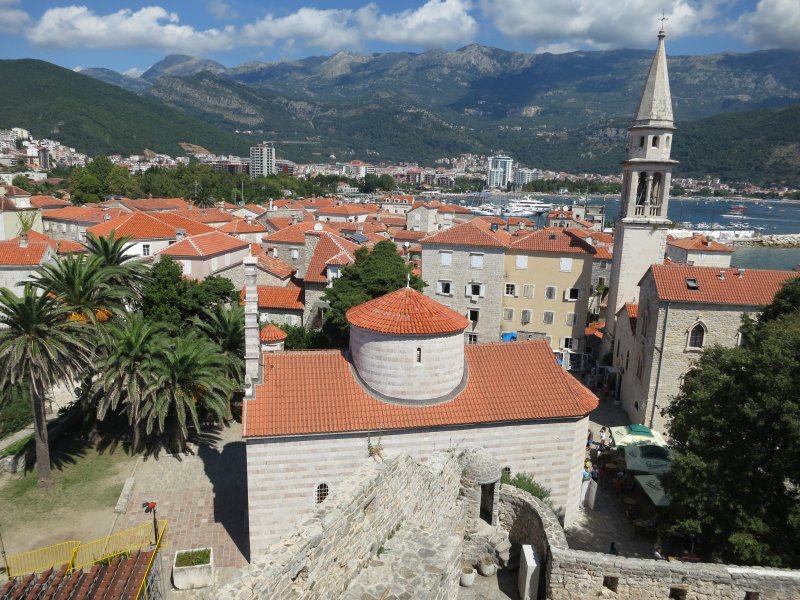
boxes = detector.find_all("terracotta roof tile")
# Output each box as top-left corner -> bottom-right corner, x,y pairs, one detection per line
263,222 -> 334,244
593,246 -> 613,260
346,287 -> 469,335
650,264 -> 796,305
218,218 -> 268,234
421,219 -> 509,248
157,231 -> 248,258
260,324 -> 288,342
9,230 -> 87,255
29,195 -> 70,209
624,303 -> 638,333
87,212 -> 214,240
246,285 -> 304,310
243,341 -> 598,437
42,206 -> 126,223
437,203 -> 473,214
393,230 -> 427,241
304,232 -> 358,283
171,208 -> 235,223
509,228 -> 594,254
667,234 -> 735,253
585,321 -> 604,339
120,197 -> 188,211
257,255 -> 295,278
0,240 -> 50,265
316,204 -> 372,216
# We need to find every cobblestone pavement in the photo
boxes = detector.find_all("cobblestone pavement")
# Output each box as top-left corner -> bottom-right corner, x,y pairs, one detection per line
458,568 -> 520,600
114,424 -> 249,591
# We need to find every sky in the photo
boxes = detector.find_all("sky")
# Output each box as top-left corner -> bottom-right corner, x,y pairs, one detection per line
1,1 -> 798,77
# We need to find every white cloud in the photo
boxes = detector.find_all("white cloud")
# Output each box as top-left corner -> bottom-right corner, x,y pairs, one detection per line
27,6 -> 237,54
208,0 -> 239,21
0,0 -> 30,34
241,7 -> 360,51
731,0 -> 800,49
480,0 -> 724,52
355,0 -> 478,47
123,67 -> 145,78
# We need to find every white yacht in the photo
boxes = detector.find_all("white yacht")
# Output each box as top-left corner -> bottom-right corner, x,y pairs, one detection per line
505,196 -> 553,214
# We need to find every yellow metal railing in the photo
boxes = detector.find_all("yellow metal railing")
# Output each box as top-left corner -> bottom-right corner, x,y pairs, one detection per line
135,520 -> 169,600
4,520 -> 168,579
5,540 -> 80,578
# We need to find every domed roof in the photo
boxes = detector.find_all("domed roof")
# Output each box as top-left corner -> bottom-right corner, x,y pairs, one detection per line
346,287 -> 469,336
463,448 -> 501,484
260,324 -> 288,342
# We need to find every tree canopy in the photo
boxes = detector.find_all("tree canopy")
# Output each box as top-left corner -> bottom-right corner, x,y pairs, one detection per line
662,277 -> 800,567
321,240 -> 424,346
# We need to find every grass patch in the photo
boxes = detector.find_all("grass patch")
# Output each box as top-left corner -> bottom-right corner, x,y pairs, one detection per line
175,548 -> 211,567
501,470 -> 552,501
0,434 -> 32,457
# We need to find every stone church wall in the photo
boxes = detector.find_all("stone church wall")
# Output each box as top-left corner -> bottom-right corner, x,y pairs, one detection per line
217,451 -> 465,600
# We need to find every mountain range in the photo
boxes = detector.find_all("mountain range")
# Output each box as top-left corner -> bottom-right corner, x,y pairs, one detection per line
4,44 -> 800,185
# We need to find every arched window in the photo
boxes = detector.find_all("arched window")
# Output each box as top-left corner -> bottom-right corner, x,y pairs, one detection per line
315,483 -> 329,504
688,324 -> 705,348
665,136 -> 671,148
651,173 -> 663,207
652,136 -> 660,148
636,173 -> 648,205
416,347 -> 422,363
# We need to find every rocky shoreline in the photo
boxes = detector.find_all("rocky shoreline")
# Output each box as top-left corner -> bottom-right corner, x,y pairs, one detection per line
728,233 -> 800,248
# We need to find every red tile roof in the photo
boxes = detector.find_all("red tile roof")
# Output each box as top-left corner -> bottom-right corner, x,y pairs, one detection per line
346,287 -> 469,335
171,208 -> 235,223
649,264 -> 796,305
260,324 -> 288,342
304,232 -> 358,283
120,197 -> 188,211
42,206 -> 127,223
87,212 -> 214,240
624,303 -> 638,333
585,321 -> 604,339
248,244 -> 295,278
509,228 -> 594,254
392,230 -> 427,241
9,230 -> 87,255
421,219 -> 509,248
316,204 -> 372,216
0,240 -> 50,265
243,341 -> 598,437
218,218 -> 268,234
667,234 -> 735,253
263,222 -> 334,244
437,203 -> 473,214
29,195 -> 71,209
158,231 -> 248,258
0,185 -> 30,197
250,285 -> 304,310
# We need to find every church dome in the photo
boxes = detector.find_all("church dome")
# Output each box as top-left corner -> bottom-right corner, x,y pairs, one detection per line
347,287 -> 467,403
346,287 -> 469,336
463,448 -> 501,485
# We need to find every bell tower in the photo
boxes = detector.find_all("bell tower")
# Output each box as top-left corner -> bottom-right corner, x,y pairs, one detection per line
606,27 -> 677,339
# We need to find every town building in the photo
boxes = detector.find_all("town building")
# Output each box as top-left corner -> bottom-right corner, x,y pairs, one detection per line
665,234 -> 734,267
0,234 -> 55,291
42,206 -> 127,242
240,282 -> 597,553
156,231 -> 250,279
249,142 -> 276,178
86,211 -> 214,257
487,155 -> 513,188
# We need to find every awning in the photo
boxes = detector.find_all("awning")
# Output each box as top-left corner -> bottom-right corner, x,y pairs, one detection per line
634,474 -> 670,507
625,444 -> 671,475
610,424 -> 666,447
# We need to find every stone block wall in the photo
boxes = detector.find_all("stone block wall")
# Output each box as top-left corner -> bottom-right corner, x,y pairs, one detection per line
217,451 -> 465,600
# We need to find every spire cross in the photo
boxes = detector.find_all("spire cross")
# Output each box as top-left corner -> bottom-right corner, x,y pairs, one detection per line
659,10 -> 668,31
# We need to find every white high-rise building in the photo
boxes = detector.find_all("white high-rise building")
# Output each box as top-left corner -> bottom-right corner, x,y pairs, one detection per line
486,155 -> 513,188
250,142 -> 276,178
514,168 -> 544,187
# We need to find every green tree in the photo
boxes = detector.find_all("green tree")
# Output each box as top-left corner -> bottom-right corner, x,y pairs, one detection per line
663,278 -> 800,567
84,232 -> 151,296
144,335 -> 232,453
322,240 -> 424,346
11,174 -> 30,191
0,285 -> 92,486
91,314 -> 167,452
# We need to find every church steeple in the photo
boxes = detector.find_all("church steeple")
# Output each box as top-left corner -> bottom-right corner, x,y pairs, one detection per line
633,29 -> 673,129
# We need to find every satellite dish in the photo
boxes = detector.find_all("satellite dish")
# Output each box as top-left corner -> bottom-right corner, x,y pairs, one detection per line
313,223 -> 323,231
562,205 -> 569,211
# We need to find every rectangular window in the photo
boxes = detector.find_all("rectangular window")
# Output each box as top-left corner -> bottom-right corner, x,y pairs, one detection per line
522,284 -> 534,299
564,287 -> 581,301
505,283 -> 516,297
515,254 -> 528,269
468,309 -> 480,323
521,309 -> 532,325
466,283 -> 484,297
599,261 -> 608,269
560,257 -> 573,272
565,312 -> 576,326
142,244 -> 150,257
466,333 -> 479,344
437,280 -> 452,296
542,311 -> 554,325
440,251 -> 452,266
563,337 -> 574,349
503,308 -> 514,322
470,253 -> 484,269
545,286 -> 557,300
290,248 -> 299,260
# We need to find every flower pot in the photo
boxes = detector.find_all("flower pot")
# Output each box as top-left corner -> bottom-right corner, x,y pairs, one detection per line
172,547 -> 214,590
478,560 -> 496,577
460,566 -> 477,587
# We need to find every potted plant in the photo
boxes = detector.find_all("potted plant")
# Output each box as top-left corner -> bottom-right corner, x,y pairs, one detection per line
172,547 -> 214,590
478,553 -> 496,577
460,564 -> 477,587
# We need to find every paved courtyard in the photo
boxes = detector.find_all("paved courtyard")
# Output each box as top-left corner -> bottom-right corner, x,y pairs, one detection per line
114,424 -> 249,590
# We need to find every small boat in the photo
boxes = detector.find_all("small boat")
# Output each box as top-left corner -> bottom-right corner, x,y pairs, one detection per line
730,204 -> 747,212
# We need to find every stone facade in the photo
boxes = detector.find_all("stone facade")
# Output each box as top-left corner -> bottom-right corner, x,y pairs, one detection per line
618,273 -> 759,430
421,244 -> 506,343
665,244 -> 732,268
302,282 -> 328,329
245,418 -> 588,554
214,261 -> 291,289
349,326 -> 465,402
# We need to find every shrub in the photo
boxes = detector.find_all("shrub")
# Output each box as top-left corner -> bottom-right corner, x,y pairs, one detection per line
175,548 -> 211,567
501,470 -> 551,501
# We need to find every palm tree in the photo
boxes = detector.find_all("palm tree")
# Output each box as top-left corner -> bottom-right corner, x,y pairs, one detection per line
144,335 -> 232,453
0,285 -> 92,486
194,304 -> 244,421
30,254 -> 132,323
84,232 -> 151,296
91,314 -> 167,452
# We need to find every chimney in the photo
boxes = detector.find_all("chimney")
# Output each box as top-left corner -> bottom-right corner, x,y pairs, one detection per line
291,213 -> 300,225
719,270 -> 726,281
357,224 -> 364,234
269,199 -> 274,211
737,268 -> 746,278
19,232 -> 28,248
188,199 -> 194,210
216,201 -> 225,210
245,215 -> 252,224
243,256 -> 261,398
175,228 -> 186,242
103,214 -> 111,222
